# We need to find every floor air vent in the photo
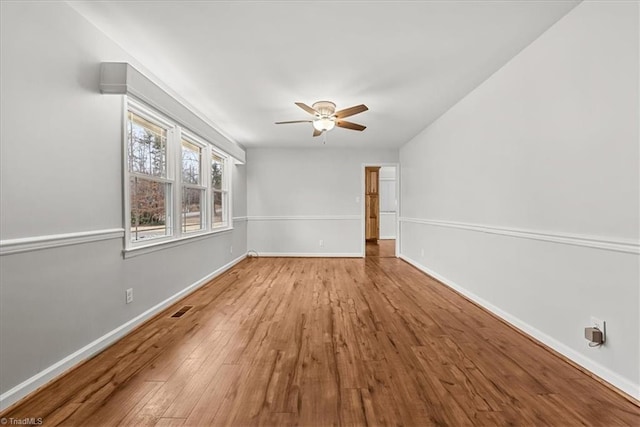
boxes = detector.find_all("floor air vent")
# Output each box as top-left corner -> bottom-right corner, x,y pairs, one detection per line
171,305 -> 193,318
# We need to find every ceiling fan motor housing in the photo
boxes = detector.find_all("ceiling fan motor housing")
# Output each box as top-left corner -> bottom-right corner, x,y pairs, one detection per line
312,101 -> 336,118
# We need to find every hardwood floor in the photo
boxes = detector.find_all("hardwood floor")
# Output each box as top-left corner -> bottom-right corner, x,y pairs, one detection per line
2,257 -> 639,426
365,239 -> 395,258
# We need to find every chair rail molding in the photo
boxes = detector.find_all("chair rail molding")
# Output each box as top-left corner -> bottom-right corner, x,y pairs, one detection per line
0,229 -> 125,256
399,217 -> 639,255
247,215 -> 361,221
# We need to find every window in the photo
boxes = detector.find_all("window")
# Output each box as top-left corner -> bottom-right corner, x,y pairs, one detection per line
181,138 -> 204,233
128,112 -> 172,242
211,153 -> 228,228
125,101 -> 231,250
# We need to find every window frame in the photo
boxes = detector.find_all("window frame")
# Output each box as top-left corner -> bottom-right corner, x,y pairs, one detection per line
123,98 -> 233,256
210,148 -> 230,229
179,133 -> 208,235
124,103 -> 176,246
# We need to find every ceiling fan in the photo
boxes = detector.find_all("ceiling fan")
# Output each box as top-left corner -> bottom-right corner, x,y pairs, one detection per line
275,101 -> 368,137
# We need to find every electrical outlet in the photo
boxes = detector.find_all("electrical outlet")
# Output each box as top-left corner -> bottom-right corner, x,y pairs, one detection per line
355,196 -> 360,203
420,248 -> 425,257
319,239 -> 324,247
126,288 -> 133,304
590,316 -> 606,342
230,246 -> 233,254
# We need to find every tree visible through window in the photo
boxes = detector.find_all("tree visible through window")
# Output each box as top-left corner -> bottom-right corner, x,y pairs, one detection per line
181,139 -> 204,233
125,102 -> 232,249
211,154 -> 226,227
128,112 -> 171,242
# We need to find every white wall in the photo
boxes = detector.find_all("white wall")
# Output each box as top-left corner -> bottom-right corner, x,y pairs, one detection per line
247,148 -> 398,256
379,166 -> 397,239
0,2 -> 247,409
399,1 -> 639,398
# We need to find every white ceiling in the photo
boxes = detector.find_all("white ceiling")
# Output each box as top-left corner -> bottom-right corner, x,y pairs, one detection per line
69,0 -> 580,150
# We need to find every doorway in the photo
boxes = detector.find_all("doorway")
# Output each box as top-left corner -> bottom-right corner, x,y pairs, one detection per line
363,164 -> 398,258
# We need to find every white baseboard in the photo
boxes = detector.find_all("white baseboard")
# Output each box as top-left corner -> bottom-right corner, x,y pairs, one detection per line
0,254 -> 247,411
379,236 -> 396,240
399,254 -> 640,401
256,252 -> 363,258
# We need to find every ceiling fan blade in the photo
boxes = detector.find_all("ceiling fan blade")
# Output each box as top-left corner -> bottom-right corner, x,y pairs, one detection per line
336,120 -> 366,131
313,129 -> 322,137
334,104 -> 368,119
275,120 -> 313,124
295,102 -> 318,116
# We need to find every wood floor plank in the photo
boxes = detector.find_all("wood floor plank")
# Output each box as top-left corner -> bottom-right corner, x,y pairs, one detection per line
2,256 -> 639,426
138,324 -> 221,382
184,364 -> 243,426
75,377 -> 163,426
134,357 -> 207,420
256,411 -> 295,427
339,388 -> 367,426
37,402 -> 83,426
154,417 -> 186,427
161,331 -> 235,419
358,361 -> 413,426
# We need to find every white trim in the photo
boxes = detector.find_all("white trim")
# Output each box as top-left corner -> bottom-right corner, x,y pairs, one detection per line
125,98 -> 235,252
400,217 -> 639,255
179,131 -> 207,237
247,215 -> 360,221
361,163 -> 401,257
125,101 -> 176,248
396,165 -> 401,258
398,254 -> 640,401
256,252 -> 362,258
100,62 -> 245,163
0,254 -> 247,411
0,229 -> 125,256
122,227 -> 233,259
232,216 -> 248,222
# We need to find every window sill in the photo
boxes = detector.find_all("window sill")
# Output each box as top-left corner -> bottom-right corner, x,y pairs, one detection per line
122,226 -> 233,259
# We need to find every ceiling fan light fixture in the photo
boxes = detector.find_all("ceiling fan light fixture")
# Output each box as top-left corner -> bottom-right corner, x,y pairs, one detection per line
313,117 -> 335,132
276,101 -> 367,137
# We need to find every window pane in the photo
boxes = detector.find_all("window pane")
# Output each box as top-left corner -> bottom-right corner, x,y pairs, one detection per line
130,177 -> 171,241
213,190 -> 224,227
211,155 -> 223,190
182,187 -> 204,233
181,140 -> 201,185
128,112 -> 167,177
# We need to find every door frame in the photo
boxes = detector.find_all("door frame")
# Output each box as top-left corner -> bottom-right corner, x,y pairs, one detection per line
360,162 -> 400,257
